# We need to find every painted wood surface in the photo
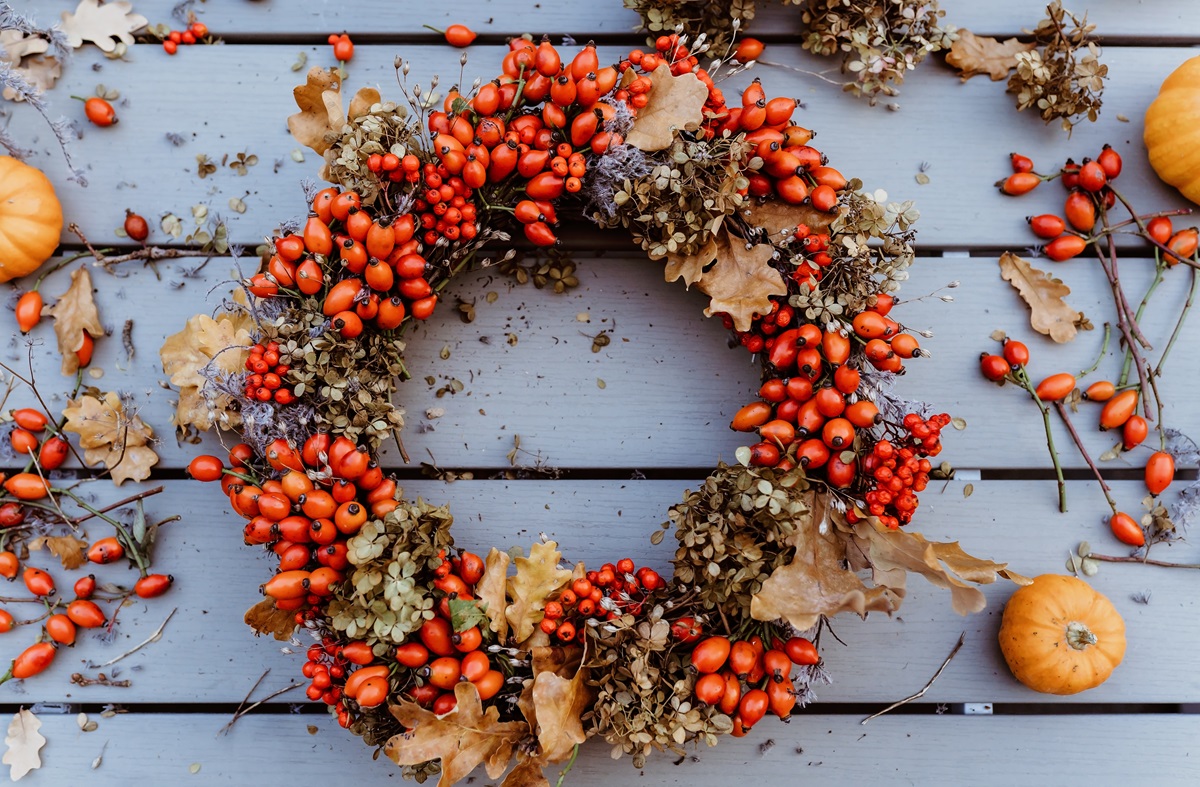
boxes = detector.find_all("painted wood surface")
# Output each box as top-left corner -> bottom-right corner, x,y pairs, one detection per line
5,45 -> 1196,249
2,0 -> 1198,783
0,478 -> 1193,706
14,712 -> 1200,786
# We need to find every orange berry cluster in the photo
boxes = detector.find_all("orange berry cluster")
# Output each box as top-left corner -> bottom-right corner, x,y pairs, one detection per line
686,634 -> 819,736
540,559 -> 665,643
243,341 -> 295,406
161,21 -> 209,54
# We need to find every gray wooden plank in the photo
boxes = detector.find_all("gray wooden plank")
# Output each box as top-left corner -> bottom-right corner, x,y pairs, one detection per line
5,44 -> 1197,248
126,0 -> 1200,41
1,478 -> 1193,705
8,252 -> 1198,472
13,712 -> 1200,785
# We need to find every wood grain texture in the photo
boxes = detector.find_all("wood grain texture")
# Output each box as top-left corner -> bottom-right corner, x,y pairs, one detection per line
9,254 -> 1197,472
126,0 -> 1200,41
13,712 -> 1200,785
6,45 -> 1195,248
1,478 -> 1193,706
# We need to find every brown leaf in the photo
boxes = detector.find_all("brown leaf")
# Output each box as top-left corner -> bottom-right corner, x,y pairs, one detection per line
62,392 -> 159,485
699,229 -> 788,332
347,87 -> 381,121
386,682 -> 527,787
625,64 -> 708,152
160,302 -> 254,435
288,67 -> 345,156
505,541 -> 573,645
0,30 -> 49,62
527,646 -> 593,763
59,0 -> 147,52
43,267 -> 104,376
3,55 -> 61,100
842,512 -> 1030,616
28,534 -> 88,570
244,598 -> 298,641
945,30 -> 1035,82
746,200 -> 836,240
998,251 -> 1084,343
662,234 -> 718,288
2,709 -> 45,781
500,757 -> 551,787
751,492 -> 900,629
475,547 -> 511,644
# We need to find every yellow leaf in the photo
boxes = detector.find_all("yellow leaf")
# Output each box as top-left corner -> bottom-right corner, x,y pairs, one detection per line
751,492 -> 900,629
945,30 -> 1035,82
699,229 -> 788,332
43,267 -> 104,376
28,534 -> 88,570
62,392 -> 158,486
160,302 -> 254,435
2,709 -> 45,781
244,598 -> 298,641
998,252 -> 1085,343
475,548 -> 511,644
59,0 -> 147,52
527,646 -> 593,763
505,542 -> 573,645
625,64 -> 708,152
386,682 -> 527,787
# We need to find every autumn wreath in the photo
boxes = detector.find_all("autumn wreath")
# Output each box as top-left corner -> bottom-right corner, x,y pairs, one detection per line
168,34 -> 1025,786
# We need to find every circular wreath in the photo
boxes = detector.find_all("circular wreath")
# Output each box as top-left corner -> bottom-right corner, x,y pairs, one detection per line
175,34 -> 1023,785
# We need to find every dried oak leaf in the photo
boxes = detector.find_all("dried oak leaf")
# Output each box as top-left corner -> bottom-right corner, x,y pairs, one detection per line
525,645 -> 593,763
699,228 -> 787,332
663,234 -> 718,288
386,682 -> 527,787
43,267 -> 104,376
2,709 -> 45,781
3,55 -> 62,100
506,542 -> 574,646
500,757 -> 551,787
62,391 -> 159,485
998,251 -> 1084,343
747,200 -> 836,240
475,547 -> 511,643
59,0 -> 147,52
626,64 -> 708,152
28,534 -> 88,570
244,598 -> 298,641
160,305 -> 254,434
751,492 -> 899,629
0,30 -> 49,62
946,30 -> 1036,82
288,66 -> 380,158
843,513 -> 1031,616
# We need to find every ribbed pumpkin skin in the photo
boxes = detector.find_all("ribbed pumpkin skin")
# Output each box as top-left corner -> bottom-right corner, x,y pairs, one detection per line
0,156 -> 63,282
999,574 -> 1126,695
1145,56 -> 1200,206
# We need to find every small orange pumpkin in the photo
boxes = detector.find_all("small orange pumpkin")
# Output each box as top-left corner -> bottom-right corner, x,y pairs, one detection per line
998,574 -> 1126,695
1145,56 -> 1200,205
0,156 -> 63,282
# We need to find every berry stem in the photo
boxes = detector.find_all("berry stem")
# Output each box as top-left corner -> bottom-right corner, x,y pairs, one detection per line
1052,401 -> 1117,514
1119,253 -> 1166,387
1154,263 -> 1197,383
1087,553 -> 1200,570
1013,366 -> 1067,513
1107,184 -> 1200,271
1077,321 -> 1110,378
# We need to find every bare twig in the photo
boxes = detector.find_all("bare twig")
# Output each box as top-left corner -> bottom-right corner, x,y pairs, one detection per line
218,681 -> 303,735
1089,553 -> 1200,569
1052,401 -> 1117,513
69,486 -> 165,527
1013,366 -> 1067,512
71,672 -> 132,688
861,632 -> 965,724
69,223 -> 213,271
224,668 -> 271,733
86,608 -> 176,668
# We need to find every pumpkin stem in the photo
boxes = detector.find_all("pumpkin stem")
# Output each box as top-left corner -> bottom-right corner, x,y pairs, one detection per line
1066,621 -> 1098,650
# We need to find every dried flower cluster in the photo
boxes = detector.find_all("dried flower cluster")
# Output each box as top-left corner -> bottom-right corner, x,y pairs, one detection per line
1007,1 -> 1106,132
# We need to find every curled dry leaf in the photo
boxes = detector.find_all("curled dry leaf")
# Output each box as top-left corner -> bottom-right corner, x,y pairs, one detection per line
2,709 -> 45,781
500,757 -> 551,787
62,391 -> 159,485
945,30 -> 1036,82
625,64 -> 709,152
998,251 -> 1085,343
386,682 -> 527,787
700,229 -> 788,332
3,55 -> 62,100
288,67 -> 382,180
505,541 -> 574,645
0,30 -> 49,62
746,200 -> 836,240
662,234 -> 718,288
525,645 -> 594,763
28,534 -> 89,570
160,300 -> 255,435
244,598 -> 298,641
474,547 -> 511,643
750,492 -> 900,629
59,0 -> 147,52
43,267 -> 104,376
